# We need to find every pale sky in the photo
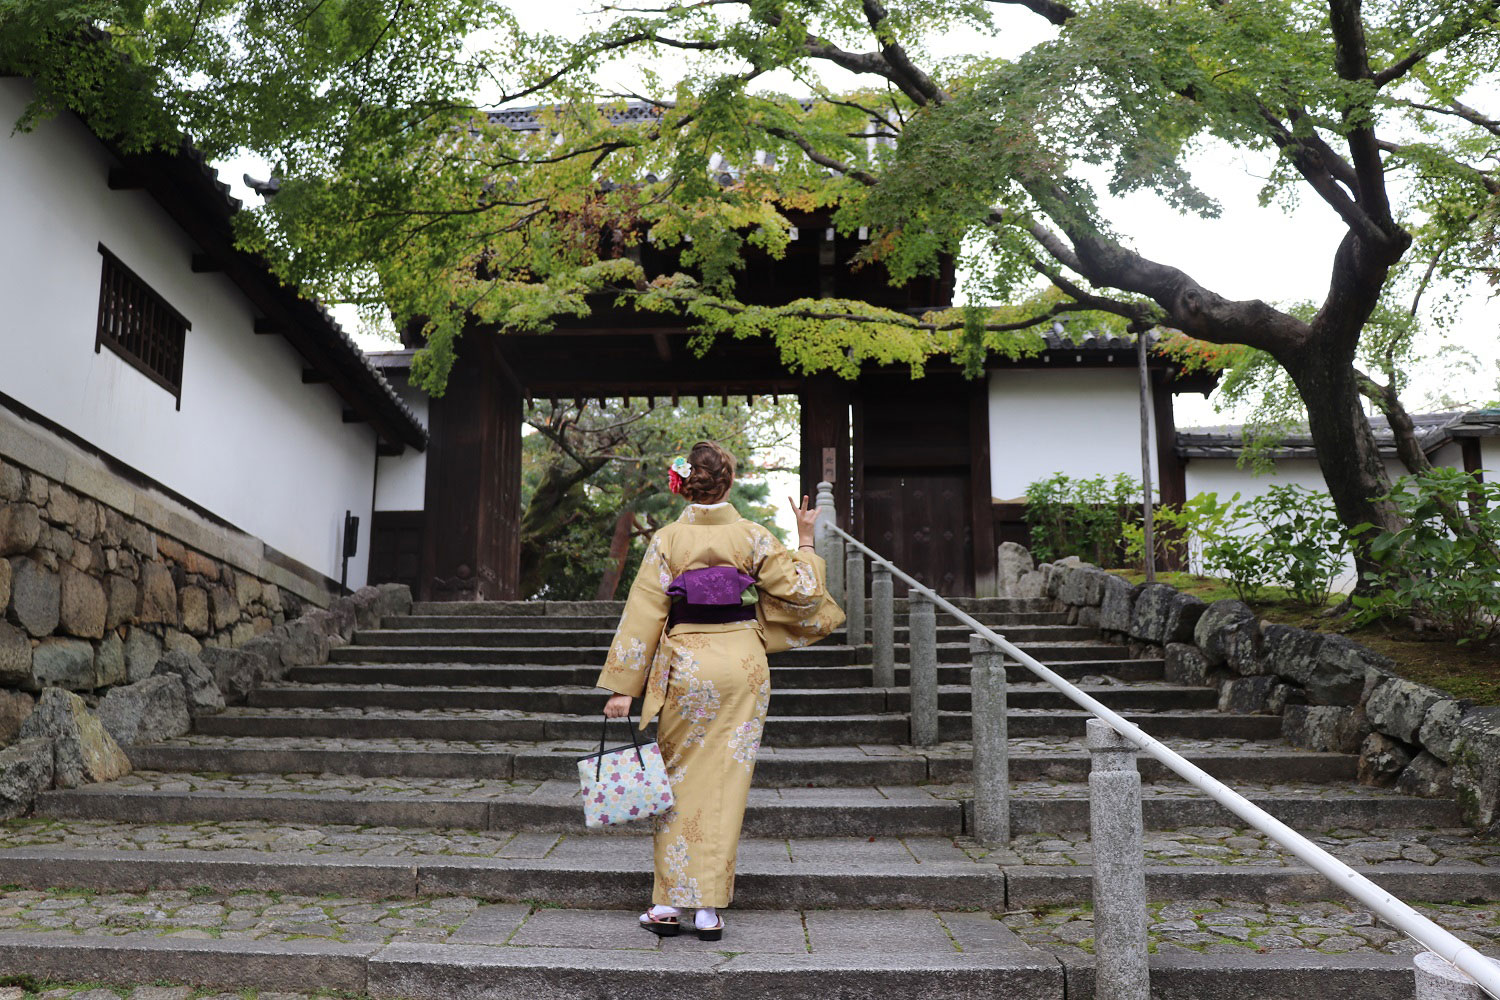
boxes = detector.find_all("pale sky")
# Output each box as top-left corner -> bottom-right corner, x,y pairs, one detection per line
220,0 -> 1500,436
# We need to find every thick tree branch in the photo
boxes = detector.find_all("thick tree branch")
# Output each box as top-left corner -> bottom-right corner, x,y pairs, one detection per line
860,0 -> 948,106
981,0 -> 1074,27
1326,0 -> 1397,227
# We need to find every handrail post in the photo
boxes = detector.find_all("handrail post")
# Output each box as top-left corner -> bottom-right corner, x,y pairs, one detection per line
871,563 -> 895,688
1087,718 -> 1150,1000
845,547 -> 866,647
1417,953 -> 1500,999
970,635 -> 1009,845
814,481 -> 845,604
909,591 -> 939,746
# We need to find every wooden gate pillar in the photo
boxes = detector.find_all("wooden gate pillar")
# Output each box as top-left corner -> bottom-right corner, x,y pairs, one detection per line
799,374 -> 851,525
419,344 -> 522,601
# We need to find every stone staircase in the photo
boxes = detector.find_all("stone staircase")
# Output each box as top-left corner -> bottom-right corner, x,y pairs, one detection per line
0,597 -> 1494,998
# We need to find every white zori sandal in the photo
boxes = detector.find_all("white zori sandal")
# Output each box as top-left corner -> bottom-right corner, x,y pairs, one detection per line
640,904 -> 681,937
694,906 -> 724,941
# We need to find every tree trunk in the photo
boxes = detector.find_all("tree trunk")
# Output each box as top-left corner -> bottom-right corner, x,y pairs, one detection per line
595,509 -> 636,600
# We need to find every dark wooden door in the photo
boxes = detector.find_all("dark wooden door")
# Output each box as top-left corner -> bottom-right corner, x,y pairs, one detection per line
862,473 -> 973,596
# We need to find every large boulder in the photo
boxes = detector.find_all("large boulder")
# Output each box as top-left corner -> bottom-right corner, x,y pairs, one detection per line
1193,600 -> 1263,674
1418,698 -> 1473,763
151,650 -> 225,717
1357,732 -> 1413,788
1451,707 -> 1500,831
1098,576 -> 1142,633
278,615 -> 330,668
1014,569 -> 1047,599
30,637 -> 95,690
18,687 -> 131,787
198,646 -> 265,705
1260,626 -> 1372,706
0,621 -> 31,687
1395,752 -> 1454,800
326,596 -> 358,640
1218,675 -> 1277,714
57,565 -> 106,639
374,583 -> 413,618
1282,704 -> 1370,753
1164,643 -> 1212,687
0,689 -> 36,745
995,542 -> 1034,598
1128,584 -> 1204,645
97,674 -> 190,745
8,557 -> 59,637
239,635 -> 286,684
1058,566 -> 1109,608
0,737 -> 53,819
1365,676 -> 1447,745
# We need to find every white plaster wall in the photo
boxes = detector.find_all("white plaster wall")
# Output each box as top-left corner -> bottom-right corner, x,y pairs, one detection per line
374,372 -> 429,511
0,79 -> 376,587
1483,438 -> 1500,477
988,369 -> 1158,501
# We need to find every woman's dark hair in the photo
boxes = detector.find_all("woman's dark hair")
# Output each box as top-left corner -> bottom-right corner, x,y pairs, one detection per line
682,441 -> 736,504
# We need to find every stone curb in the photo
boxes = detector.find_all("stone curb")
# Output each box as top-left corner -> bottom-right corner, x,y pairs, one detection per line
1062,951 -> 1415,1000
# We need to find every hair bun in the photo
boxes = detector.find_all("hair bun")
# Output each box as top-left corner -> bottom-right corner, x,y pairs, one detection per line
682,441 -> 736,504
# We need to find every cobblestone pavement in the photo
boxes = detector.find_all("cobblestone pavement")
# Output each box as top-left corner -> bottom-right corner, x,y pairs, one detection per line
72,772 -> 1395,803
1006,899 -> 1500,957
0,889 -> 1495,960
2,819 -> 1495,868
0,989 -> 349,1000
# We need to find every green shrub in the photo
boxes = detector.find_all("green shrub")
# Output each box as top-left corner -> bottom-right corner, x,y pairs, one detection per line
1352,468 -> 1500,642
1123,490 -> 1238,572
1023,473 -> 1142,567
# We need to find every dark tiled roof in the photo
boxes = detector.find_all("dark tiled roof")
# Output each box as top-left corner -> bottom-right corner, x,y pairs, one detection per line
1177,411 -> 1499,460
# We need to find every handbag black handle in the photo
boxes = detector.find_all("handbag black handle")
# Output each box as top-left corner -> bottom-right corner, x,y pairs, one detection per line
597,711 -> 647,780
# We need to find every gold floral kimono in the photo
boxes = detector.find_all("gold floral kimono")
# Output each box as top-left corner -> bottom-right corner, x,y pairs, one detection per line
596,503 -> 844,907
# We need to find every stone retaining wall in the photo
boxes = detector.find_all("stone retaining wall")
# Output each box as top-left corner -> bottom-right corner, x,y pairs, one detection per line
997,541 -> 1500,836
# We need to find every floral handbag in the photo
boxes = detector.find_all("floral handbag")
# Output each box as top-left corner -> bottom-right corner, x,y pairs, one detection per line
576,714 -> 673,829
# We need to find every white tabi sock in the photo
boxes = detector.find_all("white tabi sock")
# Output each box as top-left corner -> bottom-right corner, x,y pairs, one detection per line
695,907 -> 720,930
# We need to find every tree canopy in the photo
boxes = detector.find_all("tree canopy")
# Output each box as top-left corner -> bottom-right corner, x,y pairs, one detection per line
6,0 -> 1498,542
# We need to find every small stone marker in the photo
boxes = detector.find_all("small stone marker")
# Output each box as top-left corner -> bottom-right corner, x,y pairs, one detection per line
908,591 -> 938,746
1087,717 -> 1150,1000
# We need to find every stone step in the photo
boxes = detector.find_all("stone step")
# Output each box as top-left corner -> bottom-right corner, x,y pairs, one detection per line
408,597 -> 1054,617
354,624 -> 1101,647
124,736 -> 1355,785
34,775 -> 1460,835
194,708 -> 1284,744
2,840 -> 1497,910
388,611 -> 1075,630
244,682 -> 1216,715
328,642 -> 1125,666
290,657 -> 1166,690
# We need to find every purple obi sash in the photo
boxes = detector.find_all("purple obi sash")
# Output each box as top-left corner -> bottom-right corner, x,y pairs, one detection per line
666,566 -> 757,628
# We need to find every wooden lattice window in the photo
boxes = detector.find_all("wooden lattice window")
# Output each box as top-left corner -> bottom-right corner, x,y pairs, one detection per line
95,244 -> 191,408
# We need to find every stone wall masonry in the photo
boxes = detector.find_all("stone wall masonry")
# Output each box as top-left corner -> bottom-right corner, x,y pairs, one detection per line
1001,543 -> 1500,836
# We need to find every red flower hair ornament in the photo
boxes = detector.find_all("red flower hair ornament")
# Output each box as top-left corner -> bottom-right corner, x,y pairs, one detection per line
667,457 -> 692,495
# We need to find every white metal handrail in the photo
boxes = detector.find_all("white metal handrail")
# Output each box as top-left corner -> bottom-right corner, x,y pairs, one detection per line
826,520 -> 1500,998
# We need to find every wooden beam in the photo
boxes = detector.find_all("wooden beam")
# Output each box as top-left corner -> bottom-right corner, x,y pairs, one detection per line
377,441 -> 405,457
302,369 -> 330,384
253,317 -> 285,335
342,409 -> 366,424
190,253 -> 221,273
652,331 -> 673,362
106,167 -> 144,190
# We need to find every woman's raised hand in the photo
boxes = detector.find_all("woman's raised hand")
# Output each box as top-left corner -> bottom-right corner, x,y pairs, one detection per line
789,495 -> 819,548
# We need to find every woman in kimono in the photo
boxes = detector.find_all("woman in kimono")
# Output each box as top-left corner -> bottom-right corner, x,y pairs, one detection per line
598,440 -> 844,941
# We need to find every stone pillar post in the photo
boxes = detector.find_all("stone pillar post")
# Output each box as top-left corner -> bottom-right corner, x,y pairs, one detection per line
909,591 -> 939,747
970,634 -> 1009,845
814,481 -> 844,603
845,548 -> 866,647
1415,952 -> 1500,1000
1087,718 -> 1150,1000
871,564 -> 895,688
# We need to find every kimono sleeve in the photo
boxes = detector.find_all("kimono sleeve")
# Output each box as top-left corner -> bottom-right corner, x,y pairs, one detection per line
595,532 -> 672,698
753,532 -> 846,655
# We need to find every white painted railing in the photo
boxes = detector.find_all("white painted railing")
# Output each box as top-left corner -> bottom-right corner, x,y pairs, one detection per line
813,482 -> 1500,1000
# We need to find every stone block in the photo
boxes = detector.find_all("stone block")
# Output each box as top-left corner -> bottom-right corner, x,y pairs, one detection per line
1452,707 -> 1500,831
1261,625 -> 1369,706
7,556 -> 59,637
94,632 -> 126,688
1193,599 -> 1261,671
104,574 -> 136,631
261,583 -> 282,613
230,621 -> 256,646
74,499 -> 98,543
44,486 -> 77,526
24,473 -> 47,507
1266,682 -> 1299,716
18,687 -> 131,787
39,525 -> 72,561
1357,732 -> 1413,788
1163,592 -> 1206,645
208,585 -> 238,630
0,622 -> 30,687
0,463 -> 21,502
1281,705 -> 1371,753
0,503 -> 41,556
240,635 -> 285,683
178,585 -> 209,636
1014,569 -> 1046,599
1127,582 -> 1173,642
0,556 -> 8,615
996,542 -> 1034,598
235,571 -> 262,609
1098,575 -> 1141,633
0,689 -> 35,745
198,645 -> 265,705
154,535 -> 186,564
278,615 -> 330,668
1218,675 -> 1277,714
30,637 -> 95,691
151,650 -> 225,717
162,629 -> 201,656
183,549 -> 220,581
1077,605 -> 1100,629
374,582 -> 413,618
0,737 -> 52,819
122,627 -> 162,683
1164,643 -> 1212,686
327,596 -> 358,639
1365,676 -> 1447,745
1418,698 -> 1473,763
1395,751 -> 1454,800
57,564 -> 106,639
135,562 -> 177,624
97,674 -> 190,745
